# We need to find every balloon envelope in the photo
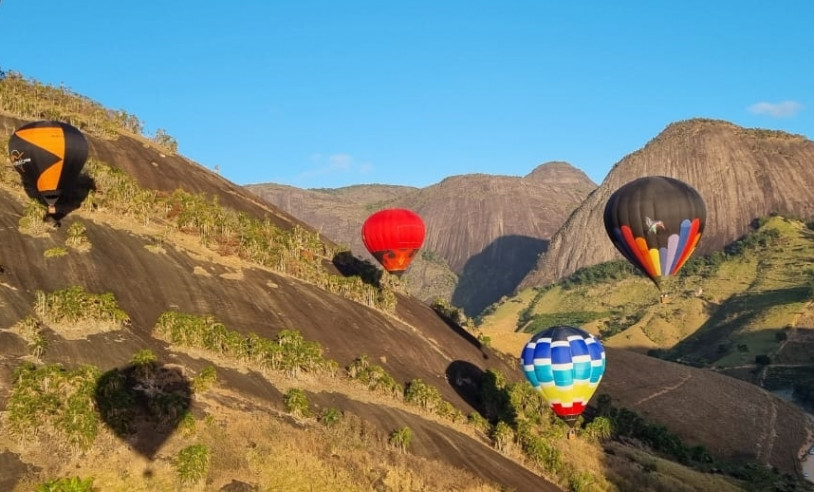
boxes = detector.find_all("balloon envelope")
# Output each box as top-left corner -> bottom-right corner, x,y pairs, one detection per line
520,325 -> 606,424
603,176 -> 706,288
9,120 -> 89,213
361,208 -> 425,276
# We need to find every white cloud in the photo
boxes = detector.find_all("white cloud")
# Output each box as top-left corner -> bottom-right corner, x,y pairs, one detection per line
747,100 -> 804,118
296,153 -> 373,182
327,153 -> 352,170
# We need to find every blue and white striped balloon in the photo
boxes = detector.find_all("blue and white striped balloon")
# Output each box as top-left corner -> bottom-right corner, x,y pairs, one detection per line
520,325 -> 606,422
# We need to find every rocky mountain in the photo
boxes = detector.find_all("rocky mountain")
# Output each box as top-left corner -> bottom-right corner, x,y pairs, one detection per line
520,119 -> 814,289
248,162 -> 596,316
0,113 -> 559,491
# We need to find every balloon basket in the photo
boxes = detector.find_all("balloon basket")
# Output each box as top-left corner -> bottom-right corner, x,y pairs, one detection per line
659,294 -> 670,304
567,428 -> 577,440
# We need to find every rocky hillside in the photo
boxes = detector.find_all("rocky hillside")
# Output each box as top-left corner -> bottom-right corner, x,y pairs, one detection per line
248,162 -> 596,316
521,119 -> 814,289
2,91 -> 809,488
0,113 -> 564,491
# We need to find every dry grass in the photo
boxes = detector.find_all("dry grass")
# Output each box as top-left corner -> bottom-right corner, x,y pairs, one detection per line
2,383 -> 505,492
600,442 -> 743,492
45,318 -> 122,340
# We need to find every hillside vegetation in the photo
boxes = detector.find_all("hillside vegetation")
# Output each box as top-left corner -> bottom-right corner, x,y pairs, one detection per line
2,71 -> 812,491
480,215 -> 814,478
481,215 -> 814,368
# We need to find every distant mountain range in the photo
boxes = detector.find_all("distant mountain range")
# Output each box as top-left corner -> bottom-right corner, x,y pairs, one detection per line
248,118 -> 814,322
247,161 -> 596,316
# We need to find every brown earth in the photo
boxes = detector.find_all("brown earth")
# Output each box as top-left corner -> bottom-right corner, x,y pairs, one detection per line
601,347 -> 812,472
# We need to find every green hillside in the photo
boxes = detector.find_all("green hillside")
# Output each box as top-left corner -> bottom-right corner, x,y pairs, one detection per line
480,215 -> 814,397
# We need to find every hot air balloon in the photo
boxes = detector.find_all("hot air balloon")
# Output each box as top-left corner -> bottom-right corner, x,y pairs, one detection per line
603,176 -> 706,292
520,325 -> 606,428
361,208 -> 425,277
8,120 -> 89,215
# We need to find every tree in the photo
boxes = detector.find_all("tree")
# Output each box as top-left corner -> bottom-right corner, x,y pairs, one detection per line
584,416 -> 614,441
491,421 -> 514,452
755,355 -> 771,366
152,128 -> 178,153
388,427 -> 413,453
283,388 -> 311,418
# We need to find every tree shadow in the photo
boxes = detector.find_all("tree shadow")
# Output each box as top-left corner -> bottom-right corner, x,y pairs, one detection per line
21,172 -> 96,227
94,362 -> 192,460
452,235 -> 548,317
445,360 -> 487,416
331,250 -> 383,287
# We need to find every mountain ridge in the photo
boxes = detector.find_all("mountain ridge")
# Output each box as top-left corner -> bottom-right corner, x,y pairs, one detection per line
248,161 -> 596,315
520,118 -> 814,289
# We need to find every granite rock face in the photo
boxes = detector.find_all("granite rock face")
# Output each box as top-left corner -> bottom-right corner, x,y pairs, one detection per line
248,162 -> 596,314
520,119 -> 814,289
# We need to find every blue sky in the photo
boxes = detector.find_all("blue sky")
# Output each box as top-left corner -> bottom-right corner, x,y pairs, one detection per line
2,1 -> 812,189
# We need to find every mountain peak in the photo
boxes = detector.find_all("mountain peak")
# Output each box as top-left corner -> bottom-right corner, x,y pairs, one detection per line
524,161 -> 596,185
521,118 -> 814,288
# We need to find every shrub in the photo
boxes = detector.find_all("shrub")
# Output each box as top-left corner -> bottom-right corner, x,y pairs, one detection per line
34,286 -> 129,325
44,247 -> 68,258
153,311 -> 331,378
404,378 -> 443,411
7,363 -> 100,450
192,365 -> 217,393
346,355 -> 403,397
65,221 -> 90,249
319,407 -> 343,427
467,412 -> 491,434
568,471 -> 598,492
491,421 -> 514,452
131,348 -> 158,366
755,355 -> 771,366
583,416 -> 613,442
12,316 -> 47,359
284,388 -> 312,418
36,476 -> 95,492
18,199 -> 50,236
176,444 -> 210,485
388,427 -> 413,453
178,412 -> 197,436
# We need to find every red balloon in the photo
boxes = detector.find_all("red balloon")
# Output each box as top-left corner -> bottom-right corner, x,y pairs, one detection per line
361,208 -> 425,276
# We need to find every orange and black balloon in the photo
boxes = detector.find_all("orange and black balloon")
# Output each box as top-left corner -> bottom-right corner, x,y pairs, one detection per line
603,176 -> 706,289
8,120 -> 88,214
361,208 -> 426,277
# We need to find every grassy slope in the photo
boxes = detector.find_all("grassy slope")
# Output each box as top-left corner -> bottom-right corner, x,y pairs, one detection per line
482,216 -> 814,368
477,216 -> 814,481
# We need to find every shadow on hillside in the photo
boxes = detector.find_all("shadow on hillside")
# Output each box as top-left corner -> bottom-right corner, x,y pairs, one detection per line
453,235 -> 548,318
665,286 -> 810,364
446,360 -> 487,416
21,172 -> 96,226
0,451 -> 38,492
433,307 -> 489,358
331,250 -> 383,286
94,362 -> 192,460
